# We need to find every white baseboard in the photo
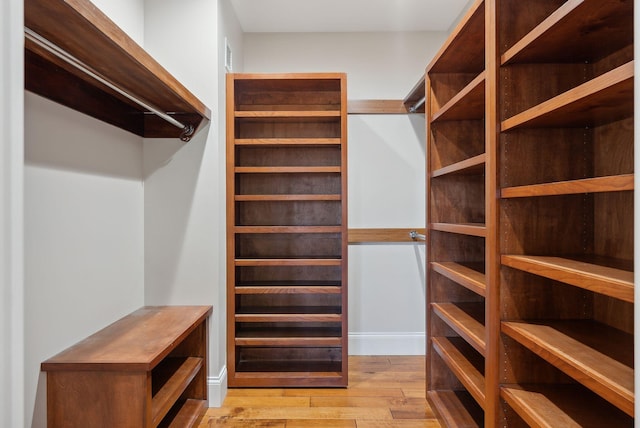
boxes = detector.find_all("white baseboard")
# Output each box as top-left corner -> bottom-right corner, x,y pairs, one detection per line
349,332 -> 426,355
207,365 -> 228,407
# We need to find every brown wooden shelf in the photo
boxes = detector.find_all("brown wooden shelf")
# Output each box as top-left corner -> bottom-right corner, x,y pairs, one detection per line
348,228 -> 426,243
235,138 -> 341,146
235,337 -> 342,347
236,313 -> 342,323
234,259 -> 342,267
430,223 -> 486,237
432,337 -> 486,409
501,174 -> 634,198
501,255 -> 633,303
427,0 -> 485,74
236,305 -> 341,315
502,61 -> 634,131
431,72 -> 485,122
163,399 -> 207,428
432,303 -> 486,355
431,154 -> 486,179
235,194 -> 341,201
235,110 -> 341,118
235,286 -> 342,294
501,0 -> 634,65
235,166 -> 341,174
152,357 -> 202,426
501,384 -> 632,428
234,226 -> 342,234
431,262 -> 486,297
25,0 -> 210,140
502,320 -> 633,416
427,390 -> 483,428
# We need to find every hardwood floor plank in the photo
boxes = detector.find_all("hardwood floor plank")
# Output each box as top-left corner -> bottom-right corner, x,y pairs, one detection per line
199,357 -> 440,428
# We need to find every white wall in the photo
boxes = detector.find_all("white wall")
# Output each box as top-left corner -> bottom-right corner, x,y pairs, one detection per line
1,1 -> 24,427
23,2 -> 146,426
243,31 -> 447,354
143,0 -> 243,407
91,0 -> 145,45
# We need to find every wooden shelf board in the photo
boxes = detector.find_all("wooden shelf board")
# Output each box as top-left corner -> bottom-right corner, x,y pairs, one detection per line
235,337 -> 342,347
236,305 -> 342,315
165,398 -> 207,428
25,0 -> 210,139
501,255 -> 634,303
502,320 -> 634,416
41,306 -> 212,372
347,100 -> 409,114
235,313 -> 342,323
235,194 -> 341,201
427,0 -> 485,73
502,61 -> 634,131
235,138 -> 341,146
235,110 -> 341,118
235,166 -> 341,174
430,223 -> 487,237
501,174 -> 634,198
501,0 -> 634,65
431,154 -> 486,178
232,368 -> 346,388
234,226 -> 342,234
501,384 -> 632,428
348,228 -> 426,243
432,303 -> 486,355
236,327 -> 341,338
151,357 -> 202,426
431,262 -> 486,297
432,337 -> 486,409
235,286 -> 342,294
431,72 -> 485,122
234,259 -> 342,267
427,390 -> 483,428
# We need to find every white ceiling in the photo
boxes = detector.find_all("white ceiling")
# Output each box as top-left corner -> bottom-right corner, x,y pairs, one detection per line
230,0 -> 472,33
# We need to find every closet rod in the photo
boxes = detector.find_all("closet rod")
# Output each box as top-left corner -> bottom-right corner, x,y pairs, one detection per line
409,230 -> 426,241
409,96 -> 426,113
24,27 -> 195,142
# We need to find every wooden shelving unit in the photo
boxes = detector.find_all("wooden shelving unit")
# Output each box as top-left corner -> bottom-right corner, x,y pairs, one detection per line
226,73 -> 348,387
41,306 -> 212,428
24,0 -> 210,140
425,1 -> 487,426
425,0 -> 634,425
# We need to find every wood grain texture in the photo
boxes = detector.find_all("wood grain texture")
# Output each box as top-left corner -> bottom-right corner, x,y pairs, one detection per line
25,0 -> 210,138
502,320 -> 634,416
200,356 -> 439,427
501,174 -> 634,198
347,228 -> 426,243
347,100 -> 409,114
431,303 -> 486,355
431,262 -> 486,297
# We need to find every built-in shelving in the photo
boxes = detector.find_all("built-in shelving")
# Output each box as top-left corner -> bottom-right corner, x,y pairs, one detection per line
24,0 -> 210,140
425,0 -> 634,424
42,306 -> 212,427
227,73 -> 348,387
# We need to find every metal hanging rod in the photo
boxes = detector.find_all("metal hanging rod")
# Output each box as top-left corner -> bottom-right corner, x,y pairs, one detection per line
409,230 -> 426,241
24,27 -> 195,142
408,96 -> 426,113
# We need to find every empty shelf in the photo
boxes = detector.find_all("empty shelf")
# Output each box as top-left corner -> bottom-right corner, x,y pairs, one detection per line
235,286 -> 342,294
501,255 -> 633,303
235,259 -> 342,267
431,154 -> 486,178
234,226 -> 342,234
501,384 -> 632,428
502,320 -> 633,416
431,262 -> 486,297
235,166 -> 341,173
235,194 -> 341,201
432,337 -> 485,409
430,223 -> 487,238
432,303 -> 486,355
502,62 -> 633,131
152,357 -> 203,427
431,72 -> 485,122
501,174 -> 634,198
427,390 -> 483,428
235,110 -> 341,118
235,138 -> 341,146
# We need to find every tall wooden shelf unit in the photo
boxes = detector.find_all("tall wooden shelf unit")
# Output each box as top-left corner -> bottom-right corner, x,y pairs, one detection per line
425,0 -> 634,426
226,73 -> 348,387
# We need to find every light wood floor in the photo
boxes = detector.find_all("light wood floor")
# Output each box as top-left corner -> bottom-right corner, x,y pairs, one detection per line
199,356 -> 442,427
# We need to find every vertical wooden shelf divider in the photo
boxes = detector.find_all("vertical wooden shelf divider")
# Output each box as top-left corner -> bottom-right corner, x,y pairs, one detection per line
226,73 -> 348,387
426,0 -> 634,426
